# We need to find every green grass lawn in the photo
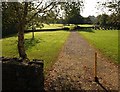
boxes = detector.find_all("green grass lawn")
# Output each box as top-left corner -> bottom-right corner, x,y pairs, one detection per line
1,31 -> 70,70
36,24 -> 64,29
78,24 -> 94,27
79,30 -> 118,63
28,24 -> 64,30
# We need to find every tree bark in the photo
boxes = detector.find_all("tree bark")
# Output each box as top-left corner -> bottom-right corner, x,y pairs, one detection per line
32,32 -> 34,39
17,22 -> 27,59
16,2 -> 28,60
32,25 -> 35,39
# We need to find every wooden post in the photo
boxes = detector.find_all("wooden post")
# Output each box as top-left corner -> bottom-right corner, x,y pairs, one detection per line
94,52 -> 98,82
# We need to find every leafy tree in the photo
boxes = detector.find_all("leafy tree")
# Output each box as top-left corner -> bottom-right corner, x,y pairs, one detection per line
46,10 -> 58,24
97,14 -> 109,28
83,17 -> 92,24
2,2 -> 19,36
60,1 -> 84,24
88,16 -> 97,24
107,0 -> 120,29
2,1 -> 57,60
96,0 -> 120,29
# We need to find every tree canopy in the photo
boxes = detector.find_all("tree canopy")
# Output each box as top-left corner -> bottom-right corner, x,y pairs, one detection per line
60,1 -> 84,24
96,0 -> 120,29
2,1 -> 59,59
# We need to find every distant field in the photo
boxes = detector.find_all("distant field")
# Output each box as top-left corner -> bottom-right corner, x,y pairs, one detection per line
79,30 -> 118,63
34,24 -> 94,30
78,24 -> 94,27
27,24 -> 64,30
35,24 -> 94,30
1,31 -> 70,70
36,24 -> 64,29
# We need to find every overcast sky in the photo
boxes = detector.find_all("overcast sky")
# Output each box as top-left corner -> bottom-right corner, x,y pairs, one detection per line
81,0 -> 100,17
3,0 -> 115,17
81,0 -> 113,17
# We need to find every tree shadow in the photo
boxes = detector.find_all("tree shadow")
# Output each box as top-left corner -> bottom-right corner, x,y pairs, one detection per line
24,38 -> 41,50
78,28 -> 95,33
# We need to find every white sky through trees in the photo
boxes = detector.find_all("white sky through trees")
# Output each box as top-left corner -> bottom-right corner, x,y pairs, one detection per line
2,0 -> 118,17
81,0 -> 99,17
81,0 -> 107,17
81,0 -> 119,17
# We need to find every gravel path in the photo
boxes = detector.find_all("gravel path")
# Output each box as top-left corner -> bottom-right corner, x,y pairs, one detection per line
44,31 -> 118,91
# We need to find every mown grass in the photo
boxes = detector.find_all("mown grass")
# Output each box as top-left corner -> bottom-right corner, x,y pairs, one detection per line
28,24 -> 64,30
36,24 -> 64,29
1,31 -> 70,70
78,24 -> 94,27
79,30 -> 118,63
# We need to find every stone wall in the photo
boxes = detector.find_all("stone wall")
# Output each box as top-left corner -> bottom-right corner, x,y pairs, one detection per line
2,57 -> 44,91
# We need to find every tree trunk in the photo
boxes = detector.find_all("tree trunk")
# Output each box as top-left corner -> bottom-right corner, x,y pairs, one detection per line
14,2 -> 28,60
17,23 -> 27,59
32,32 -> 34,39
32,24 -> 35,39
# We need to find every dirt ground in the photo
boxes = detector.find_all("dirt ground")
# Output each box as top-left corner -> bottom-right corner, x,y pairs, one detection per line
44,31 -> 118,91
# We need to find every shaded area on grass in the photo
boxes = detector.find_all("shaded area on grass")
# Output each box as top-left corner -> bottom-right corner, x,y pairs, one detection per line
1,31 -> 70,71
24,27 -> 69,33
78,28 -> 95,33
24,38 -> 41,50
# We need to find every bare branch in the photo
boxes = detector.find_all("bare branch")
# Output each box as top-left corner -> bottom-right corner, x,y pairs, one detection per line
35,1 -> 42,9
14,3 -> 21,22
23,2 -> 28,20
27,2 -> 55,23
